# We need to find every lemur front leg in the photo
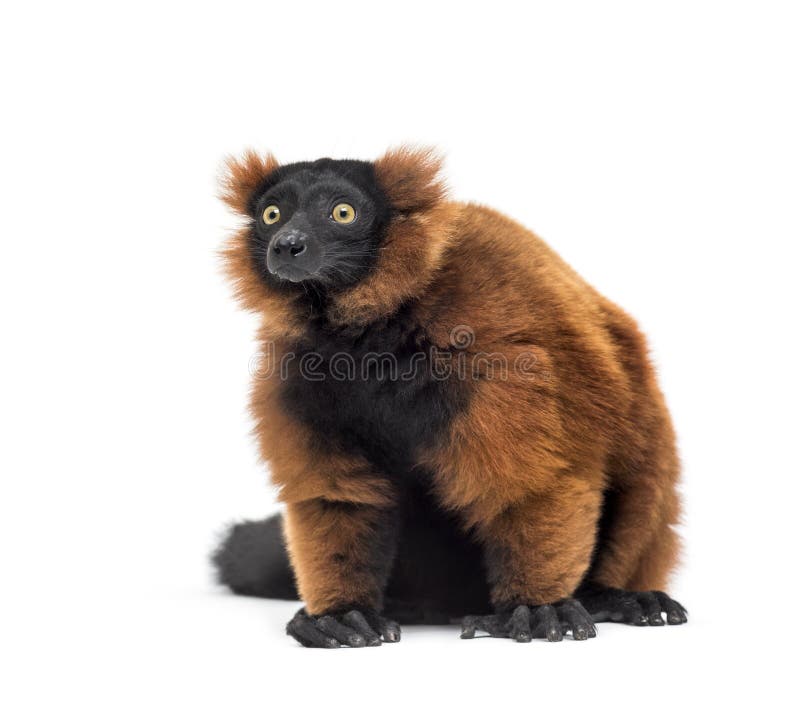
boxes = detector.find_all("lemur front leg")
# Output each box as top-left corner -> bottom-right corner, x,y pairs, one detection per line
462,481 -> 602,642
283,498 -> 402,648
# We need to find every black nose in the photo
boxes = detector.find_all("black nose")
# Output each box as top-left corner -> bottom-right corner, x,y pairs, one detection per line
272,232 -> 307,260
267,230 -> 322,281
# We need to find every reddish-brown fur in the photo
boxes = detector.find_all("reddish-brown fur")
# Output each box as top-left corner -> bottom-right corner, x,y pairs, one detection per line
221,147 -> 682,615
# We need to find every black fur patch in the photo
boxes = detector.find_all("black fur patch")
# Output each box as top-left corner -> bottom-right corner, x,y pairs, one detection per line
384,472 -> 491,622
279,306 -> 470,470
578,486 -> 620,590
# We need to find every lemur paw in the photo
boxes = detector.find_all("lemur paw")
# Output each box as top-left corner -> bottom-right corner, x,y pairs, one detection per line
576,585 -> 688,626
286,607 -> 401,648
460,599 -> 597,643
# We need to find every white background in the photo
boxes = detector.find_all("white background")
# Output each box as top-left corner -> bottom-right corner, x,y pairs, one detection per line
2,1 -> 798,701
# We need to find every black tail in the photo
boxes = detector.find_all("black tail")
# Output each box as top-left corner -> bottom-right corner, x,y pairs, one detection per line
212,514 -> 299,600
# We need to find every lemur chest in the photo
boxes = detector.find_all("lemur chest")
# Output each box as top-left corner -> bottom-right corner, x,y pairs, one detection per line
278,317 -> 467,468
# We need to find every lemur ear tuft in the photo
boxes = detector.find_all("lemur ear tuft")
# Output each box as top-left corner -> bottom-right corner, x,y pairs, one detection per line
219,150 -> 280,216
373,146 -> 446,213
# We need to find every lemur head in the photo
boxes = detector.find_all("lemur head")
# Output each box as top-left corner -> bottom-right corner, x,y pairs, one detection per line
247,159 -> 391,289
221,147 -> 455,331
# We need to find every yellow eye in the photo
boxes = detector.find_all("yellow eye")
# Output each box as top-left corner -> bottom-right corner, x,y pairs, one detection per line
331,203 -> 356,224
262,205 -> 281,225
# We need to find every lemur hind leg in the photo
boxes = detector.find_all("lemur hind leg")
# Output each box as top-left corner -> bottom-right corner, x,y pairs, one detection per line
578,305 -> 688,627
575,477 -> 688,627
576,496 -> 687,627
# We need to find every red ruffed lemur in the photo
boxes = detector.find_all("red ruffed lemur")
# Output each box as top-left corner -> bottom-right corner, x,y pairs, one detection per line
213,147 -> 687,647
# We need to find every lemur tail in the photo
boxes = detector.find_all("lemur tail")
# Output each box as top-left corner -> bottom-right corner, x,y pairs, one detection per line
212,514 -> 299,600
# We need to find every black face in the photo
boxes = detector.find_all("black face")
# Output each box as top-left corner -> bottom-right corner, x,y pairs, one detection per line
248,159 -> 391,291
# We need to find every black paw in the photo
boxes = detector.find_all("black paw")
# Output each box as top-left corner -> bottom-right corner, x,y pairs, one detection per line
286,607 -> 401,648
577,586 -> 688,626
460,599 -> 597,643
